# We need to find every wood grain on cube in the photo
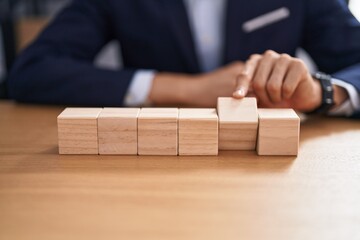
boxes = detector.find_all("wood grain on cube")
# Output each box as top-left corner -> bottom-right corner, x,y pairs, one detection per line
98,108 -> 140,155
179,108 -> 218,156
57,108 -> 102,154
138,108 -> 178,156
217,97 -> 258,150
257,108 -> 300,156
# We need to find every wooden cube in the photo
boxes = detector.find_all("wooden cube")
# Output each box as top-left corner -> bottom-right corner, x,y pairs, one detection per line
98,108 -> 140,155
178,108 -> 218,156
57,108 -> 102,154
138,108 -> 178,155
257,109 -> 300,156
217,97 -> 258,150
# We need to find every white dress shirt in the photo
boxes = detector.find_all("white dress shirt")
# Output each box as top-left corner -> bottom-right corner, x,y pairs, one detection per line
124,0 -> 360,116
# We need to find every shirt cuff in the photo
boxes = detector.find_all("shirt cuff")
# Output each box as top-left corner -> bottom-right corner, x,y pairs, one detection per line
124,70 -> 155,106
329,79 -> 360,116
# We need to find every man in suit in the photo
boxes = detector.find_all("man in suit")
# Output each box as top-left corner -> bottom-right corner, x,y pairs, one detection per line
7,0 -> 360,118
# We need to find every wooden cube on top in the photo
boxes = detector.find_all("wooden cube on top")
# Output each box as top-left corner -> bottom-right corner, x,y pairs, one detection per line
217,97 -> 258,150
98,108 -> 140,155
178,108 -> 218,156
257,109 -> 300,156
138,108 -> 178,156
57,108 -> 102,154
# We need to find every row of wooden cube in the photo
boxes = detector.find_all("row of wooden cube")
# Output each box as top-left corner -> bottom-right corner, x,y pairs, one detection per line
58,107 -> 218,156
57,97 -> 300,156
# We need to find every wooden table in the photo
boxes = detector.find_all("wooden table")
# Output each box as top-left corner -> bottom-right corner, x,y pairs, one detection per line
0,101 -> 360,240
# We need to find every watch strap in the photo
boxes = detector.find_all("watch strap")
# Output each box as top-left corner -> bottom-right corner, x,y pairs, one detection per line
307,72 -> 335,114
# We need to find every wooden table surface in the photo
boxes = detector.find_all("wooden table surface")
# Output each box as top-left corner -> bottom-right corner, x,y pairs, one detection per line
1,101 -> 360,240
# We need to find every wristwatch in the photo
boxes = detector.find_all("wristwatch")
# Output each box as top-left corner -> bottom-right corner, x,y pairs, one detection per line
307,72 -> 335,114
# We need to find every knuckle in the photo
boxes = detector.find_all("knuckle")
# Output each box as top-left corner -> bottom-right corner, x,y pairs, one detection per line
282,84 -> 292,95
266,82 -> 279,93
250,54 -> 261,60
238,72 -> 250,81
292,59 -> 305,68
279,54 -> 291,62
264,50 -> 277,58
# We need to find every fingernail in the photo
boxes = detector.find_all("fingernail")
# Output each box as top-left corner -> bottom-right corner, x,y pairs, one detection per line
234,88 -> 245,98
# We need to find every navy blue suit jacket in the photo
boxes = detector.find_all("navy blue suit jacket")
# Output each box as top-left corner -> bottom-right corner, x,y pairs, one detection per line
8,0 -> 360,118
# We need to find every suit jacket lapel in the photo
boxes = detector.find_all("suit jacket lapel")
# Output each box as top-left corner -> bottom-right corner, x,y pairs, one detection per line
162,0 -> 200,73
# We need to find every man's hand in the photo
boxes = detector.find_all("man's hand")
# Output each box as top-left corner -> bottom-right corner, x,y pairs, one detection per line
233,50 -> 324,112
149,52 -> 348,109
150,61 -> 244,107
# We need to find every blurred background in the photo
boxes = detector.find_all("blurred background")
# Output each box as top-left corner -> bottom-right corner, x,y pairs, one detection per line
0,0 -> 359,99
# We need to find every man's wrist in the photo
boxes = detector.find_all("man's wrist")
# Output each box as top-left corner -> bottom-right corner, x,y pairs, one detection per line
306,72 -> 335,114
311,79 -> 323,110
148,73 -> 199,106
332,84 -> 349,109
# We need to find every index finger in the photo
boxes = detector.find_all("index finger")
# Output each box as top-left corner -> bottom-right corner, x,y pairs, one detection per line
233,54 -> 261,98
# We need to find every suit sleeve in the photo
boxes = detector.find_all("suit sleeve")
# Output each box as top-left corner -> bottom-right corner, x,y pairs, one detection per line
8,0 -> 134,106
302,0 -> 360,118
